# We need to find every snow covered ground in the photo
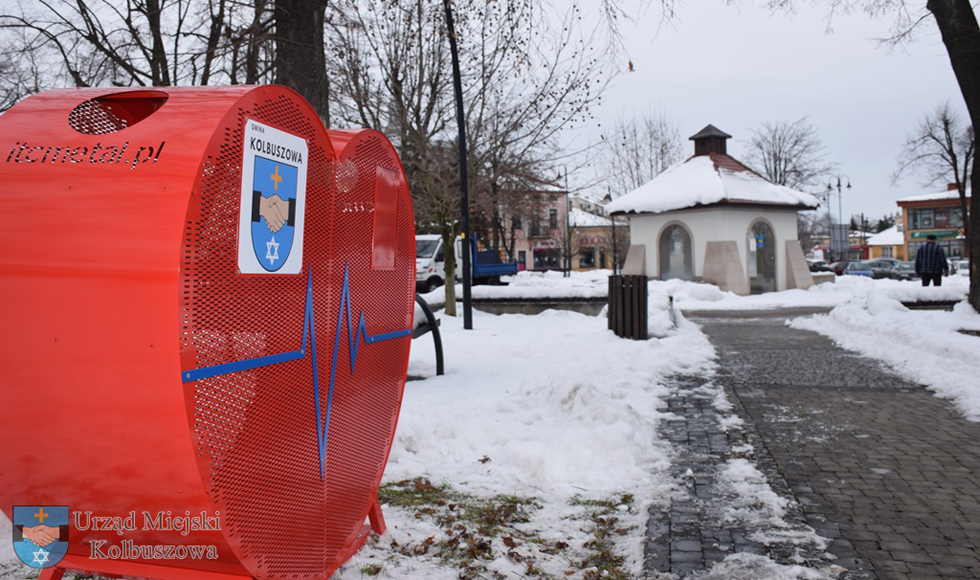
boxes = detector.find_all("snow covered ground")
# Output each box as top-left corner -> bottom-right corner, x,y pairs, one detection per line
3,270 -> 977,579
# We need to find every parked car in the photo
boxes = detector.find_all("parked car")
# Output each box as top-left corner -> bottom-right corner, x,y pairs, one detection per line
844,261 -> 874,277
829,260 -> 853,276
807,259 -> 831,272
889,261 -> 917,281
864,258 -> 900,279
872,257 -> 900,269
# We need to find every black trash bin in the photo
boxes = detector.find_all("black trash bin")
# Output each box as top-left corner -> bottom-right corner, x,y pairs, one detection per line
608,274 -> 648,340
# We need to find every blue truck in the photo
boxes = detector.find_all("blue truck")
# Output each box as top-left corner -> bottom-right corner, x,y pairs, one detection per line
416,234 -> 519,292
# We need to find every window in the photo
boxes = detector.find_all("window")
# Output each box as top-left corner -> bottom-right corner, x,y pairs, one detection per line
530,214 -> 541,237
909,208 -> 935,229
549,209 -> 558,230
882,247 -> 893,258
512,216 -> 522,230
951,207 -> 964,228
579,247 -> 596,268
935,208 -> 949,228
533,249 -> 561,270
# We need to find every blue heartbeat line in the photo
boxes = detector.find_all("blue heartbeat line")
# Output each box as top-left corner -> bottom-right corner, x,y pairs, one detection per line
181,265 -> 412,479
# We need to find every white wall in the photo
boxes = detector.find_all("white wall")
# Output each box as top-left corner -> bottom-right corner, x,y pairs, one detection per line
627,206 -> 800,291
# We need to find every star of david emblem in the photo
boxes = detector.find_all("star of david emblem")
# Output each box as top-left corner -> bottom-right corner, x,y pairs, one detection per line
266,236 -> 280,265
32,548 -> 49,566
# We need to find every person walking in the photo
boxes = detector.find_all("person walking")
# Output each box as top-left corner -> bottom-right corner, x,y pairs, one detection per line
914,234 -> 949,286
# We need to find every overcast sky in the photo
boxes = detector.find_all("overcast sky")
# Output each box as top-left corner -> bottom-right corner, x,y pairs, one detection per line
568,1 -> 966,223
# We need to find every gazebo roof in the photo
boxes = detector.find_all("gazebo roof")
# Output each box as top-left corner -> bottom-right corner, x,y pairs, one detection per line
605,153 -> 821,215
689,124 -> 732,141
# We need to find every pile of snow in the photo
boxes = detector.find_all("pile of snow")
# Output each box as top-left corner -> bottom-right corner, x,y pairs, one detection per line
791,290 -> 980,420
666,274 -> 969,312
396,305 -> 713,499
417,269 -> 611,311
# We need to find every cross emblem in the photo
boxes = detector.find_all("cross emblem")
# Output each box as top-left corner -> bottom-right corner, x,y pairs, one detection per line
34,508 -> 48,524
271,165 -> 282,191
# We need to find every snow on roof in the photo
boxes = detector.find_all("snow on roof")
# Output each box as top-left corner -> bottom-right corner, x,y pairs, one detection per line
897,188 -> 971,203
604,154 -> 821,215
866,225 -> 904,246
569,207 -> 611,227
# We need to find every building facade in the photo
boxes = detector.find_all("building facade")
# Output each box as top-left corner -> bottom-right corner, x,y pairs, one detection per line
569,207 -> 630,271
897,186 -> 970,260
498,190 -> 629,272
866,225 -> 906,261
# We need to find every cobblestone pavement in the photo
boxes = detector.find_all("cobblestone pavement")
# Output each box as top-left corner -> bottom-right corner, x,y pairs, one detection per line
643,374 -> 837,579
646,307 -> 980,580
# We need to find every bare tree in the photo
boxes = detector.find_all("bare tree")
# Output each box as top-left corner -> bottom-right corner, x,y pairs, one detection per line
797,210 -> 829,258
744,0 -> 980,311
744,117 -> 836,190
893,101 -> 975,243
0,0 -> 204,88
0,0 -> 282,107
326,0 -> 612,310
603,110 -> 684,196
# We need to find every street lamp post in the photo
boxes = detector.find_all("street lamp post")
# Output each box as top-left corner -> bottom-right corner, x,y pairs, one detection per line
827,175 -> 851,261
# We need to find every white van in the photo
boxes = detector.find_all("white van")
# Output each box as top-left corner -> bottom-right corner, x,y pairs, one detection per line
415,234 -> 518,292
416,234 -> 447,293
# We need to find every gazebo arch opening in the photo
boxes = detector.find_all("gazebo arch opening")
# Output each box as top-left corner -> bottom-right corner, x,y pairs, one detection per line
747,220 -> 776,294
659,223 -> 693,280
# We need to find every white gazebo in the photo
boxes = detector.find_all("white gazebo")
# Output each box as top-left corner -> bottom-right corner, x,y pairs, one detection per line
605,125 -> 820,295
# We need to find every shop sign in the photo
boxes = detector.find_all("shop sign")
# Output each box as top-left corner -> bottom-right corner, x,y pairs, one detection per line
911,230 -> 959,239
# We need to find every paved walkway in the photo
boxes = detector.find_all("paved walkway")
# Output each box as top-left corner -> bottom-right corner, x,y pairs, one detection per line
645,308 -> 980,580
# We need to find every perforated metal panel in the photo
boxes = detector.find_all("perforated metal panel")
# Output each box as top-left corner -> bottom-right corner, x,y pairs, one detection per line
322,130 -> 415,577
180,103 -> 414,579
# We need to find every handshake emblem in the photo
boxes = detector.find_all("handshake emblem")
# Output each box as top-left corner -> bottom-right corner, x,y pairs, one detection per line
252,191 -> 296,234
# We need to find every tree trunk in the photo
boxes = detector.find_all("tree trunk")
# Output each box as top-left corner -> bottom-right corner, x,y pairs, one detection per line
442,228 -> 457,316
274,0 -> 329,122
245,0 -> 267,85
146,0 -> 171,85
928,0 -> 980,311
199,0 -> 226,85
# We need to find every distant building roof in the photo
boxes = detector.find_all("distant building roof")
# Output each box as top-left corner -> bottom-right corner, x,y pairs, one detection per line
605,153 -> 821,215
866,225 -> 903,246
897,188 -> 971,204
569,207 -> 612,227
